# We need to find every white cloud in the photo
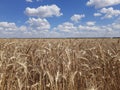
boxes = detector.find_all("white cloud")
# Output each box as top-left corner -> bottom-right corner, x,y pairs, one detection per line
87,0 -> 120,8
94,13 -> 102,17
111,21 -> 120,30
100,7 -> 120,19
26,0 -> 33,2
71,14 -> 85,23
25,0 -> 42,2
53,17 -> 120,37
19,26 -> 27,31
0,18 -> 50,37
54,22 -> 77,32
26,0 -> 42,3
26,18 -> 50,31
0,17 -> 120,38
78,25 -> 101,31
25,4 -> 63,18
0,22 -> 26,37
0,22 -> 17,31
86,21 -> 96,26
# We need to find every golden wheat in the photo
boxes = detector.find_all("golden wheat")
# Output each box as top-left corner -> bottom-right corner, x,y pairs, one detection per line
0,39 -> 120,90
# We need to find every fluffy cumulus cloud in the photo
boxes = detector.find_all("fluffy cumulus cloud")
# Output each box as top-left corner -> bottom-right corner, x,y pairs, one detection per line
110,18 -> 120,30
0,22 -> 17,31
94,7 -> 120,19
71,14 -> 85,23
26,0 -> 41,2
19,26 -> 27,31
26,0 -> 33,2
100,7 -> 120,19
0,18 -> 51,37
86,21 -> 96,26
25,4 -> 63,18
0,18 -> 50,33
0,22 -> 28,37
111,23 -> 120,30
94,13 -> 102,17
78,25 -> 101,31
54,22 -> 77,32
52,17 -> 120,37
87,0 -> 120,8
0,16 -> 120,38
26,18 -> 50,31
53,23 -> 105,37
0,19 -> 120,38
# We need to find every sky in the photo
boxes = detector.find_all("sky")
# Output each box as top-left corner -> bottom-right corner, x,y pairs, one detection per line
0,0 -> 120,38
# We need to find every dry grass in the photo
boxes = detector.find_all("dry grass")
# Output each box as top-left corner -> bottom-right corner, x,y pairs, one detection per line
0,38 -> 120,90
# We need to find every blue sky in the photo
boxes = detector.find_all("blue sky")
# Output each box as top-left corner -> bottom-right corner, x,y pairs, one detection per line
0,0 -> 120,38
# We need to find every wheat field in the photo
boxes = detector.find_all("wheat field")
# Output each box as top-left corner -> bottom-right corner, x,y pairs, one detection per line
0,39 -> 120,90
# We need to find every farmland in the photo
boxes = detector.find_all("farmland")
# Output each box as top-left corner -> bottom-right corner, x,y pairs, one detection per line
0,39 -> 120,90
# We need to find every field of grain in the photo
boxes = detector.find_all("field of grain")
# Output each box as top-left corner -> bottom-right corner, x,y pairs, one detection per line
0,39 -> 120,90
